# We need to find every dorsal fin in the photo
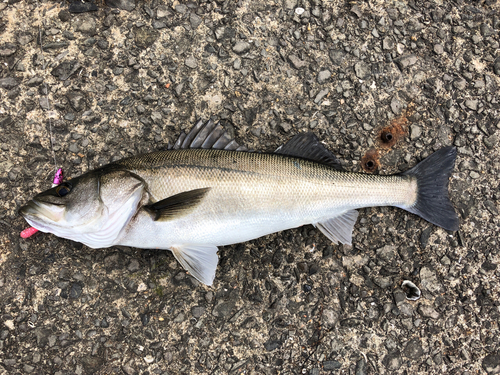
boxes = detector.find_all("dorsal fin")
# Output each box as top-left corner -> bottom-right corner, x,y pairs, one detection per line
172,119 -> 247,151
275,133 -> 343,170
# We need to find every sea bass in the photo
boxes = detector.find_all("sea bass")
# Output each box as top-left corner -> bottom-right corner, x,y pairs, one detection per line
20,120 -> 459,285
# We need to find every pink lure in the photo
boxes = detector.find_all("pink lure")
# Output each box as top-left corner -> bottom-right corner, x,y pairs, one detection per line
21,168 -> 63,238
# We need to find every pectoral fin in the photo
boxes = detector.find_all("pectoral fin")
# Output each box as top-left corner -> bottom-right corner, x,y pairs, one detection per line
171,244 -> 219,286
315,210 -> 359,245
145,188 -> 210,221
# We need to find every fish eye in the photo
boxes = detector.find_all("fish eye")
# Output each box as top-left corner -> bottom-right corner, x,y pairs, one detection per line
55,183 -> 72,197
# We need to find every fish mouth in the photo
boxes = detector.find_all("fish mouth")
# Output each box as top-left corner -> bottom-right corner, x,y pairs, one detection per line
19,200 -> 66,228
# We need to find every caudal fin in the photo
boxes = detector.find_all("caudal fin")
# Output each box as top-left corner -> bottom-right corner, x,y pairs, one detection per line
401,147 -> 459,231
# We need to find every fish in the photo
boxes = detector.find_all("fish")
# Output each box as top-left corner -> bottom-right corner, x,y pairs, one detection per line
19,119 -> 459,285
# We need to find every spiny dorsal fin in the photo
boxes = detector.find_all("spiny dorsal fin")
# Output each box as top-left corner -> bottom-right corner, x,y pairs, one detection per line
275,133 -> 343,170
172,119 -> 247,151
145,188 -> 211,221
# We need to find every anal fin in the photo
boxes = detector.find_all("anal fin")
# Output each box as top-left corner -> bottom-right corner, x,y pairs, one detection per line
315,210 -> 359,245
145,188 -> 210,221
171,244 -> 219,286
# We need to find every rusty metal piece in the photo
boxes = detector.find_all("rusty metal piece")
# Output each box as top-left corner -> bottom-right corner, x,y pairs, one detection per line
361,148 -> 380,173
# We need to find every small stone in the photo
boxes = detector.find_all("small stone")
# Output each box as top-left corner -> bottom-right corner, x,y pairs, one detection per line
76,16 -> 97,35
373,276 -> 392,288
376,245 -> 397,263
233,58 -> 241,70
127,259 -> 140,272
288,54 -> 307,69
394,54 -> 417,69
134,26 -> 159,49
354,62 -> 371,79
383,36 -> 394,50
190,13 -> 202,29
105,0 -> 136,11
465,99 -> 478,111
185,55 -> 197,69
410,125 -> 422,140
390,96 -> 403,114
470,171 -> 480,179
67,91 -> 86,111
0,43 -> 17,57
383,351 -> 402,371
403,338 -> 424,359
285,0 -> 297,10
420,266 -> 442,294
233,41 -> 251,54
192,306 -> 206,318
317,70 -> 331,84
482,352 -> 500,374
0,77 -> 19,90
212,301 -> 235,317
453,78 -> 467,90
175,4 -> 187,13
323,361 -> 342,370
434,44 -> 444,54
314,88 -> 329,104
483,134 -> 497,149
295,7 -> 305,15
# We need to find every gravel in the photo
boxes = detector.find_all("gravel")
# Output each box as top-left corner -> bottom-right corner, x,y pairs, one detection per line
1,1 -> 499,374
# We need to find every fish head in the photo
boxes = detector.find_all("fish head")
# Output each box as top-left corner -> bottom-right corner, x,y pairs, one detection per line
19,168 -> 146,248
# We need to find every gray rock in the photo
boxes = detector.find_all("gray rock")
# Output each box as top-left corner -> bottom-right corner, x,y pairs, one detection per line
482,352 -> 500,374
494,57 -> 500,76
192,306 -> 206,318
66,91 -> 86,111
323,360 -> 342,370
403,338 -> 424,359
376,245 -> 397,263
314,88 -> 329,104
185,55 -> 198,69
453,78 -> 467,90
329,49 -> 345,64
354,62 -> 370,79
382,36 -> 394,50
233,41 -> 251,54
434,44 -> 444,54
134,26 -> 159,49
175,4 -> 187,13
233,58 -> 241,70
410,125 -> 422,140
105,0 -> 135,11
483,134 -> 497,149
317,70 -> 331,84
285,0 -> 297,10
127,259 -> 140,272
465,99 -> 478,110
75,16 -> 97,35
419,266 -> 442,294
394,54 -> 417,69
190,13 -> 202,29
212,301 -> 235,317
288,54 -> 306,69
373,276 -> 392,289
383,351 -> 402,371
0,43 -> 17,56
418,304 -> 440,319
390,96 -> 403,114
0,77 -> 19,90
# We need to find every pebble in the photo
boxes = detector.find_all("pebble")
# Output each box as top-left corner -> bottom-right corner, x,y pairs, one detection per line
434,44 -> 444,54
232,41 -> 251,54
465,99 -> 478,111
184,55 -> 197,69
482,353 -> 500,374
314,88 -> 329,104
105,0 -> 136,11
354,62 -> 370,80
419,266 -> 442,294
288,54 -> 306,69
403,338 -> 424,359
410,125 -> 422,140
394,54 -> 417,69
0,77 -> 19,90
317,70 -> 331,84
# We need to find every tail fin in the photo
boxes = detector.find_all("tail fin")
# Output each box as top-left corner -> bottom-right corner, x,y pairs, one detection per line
401,147 -> 459,231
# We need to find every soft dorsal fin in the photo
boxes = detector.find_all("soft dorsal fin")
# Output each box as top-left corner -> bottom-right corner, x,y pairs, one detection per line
145,188 -> 211,221
315,210 -> 359,245
275,133 -> 343,170
172,119 -> 247,151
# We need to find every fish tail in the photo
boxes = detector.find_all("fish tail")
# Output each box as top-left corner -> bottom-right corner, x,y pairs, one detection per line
400,147 -> 459,231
